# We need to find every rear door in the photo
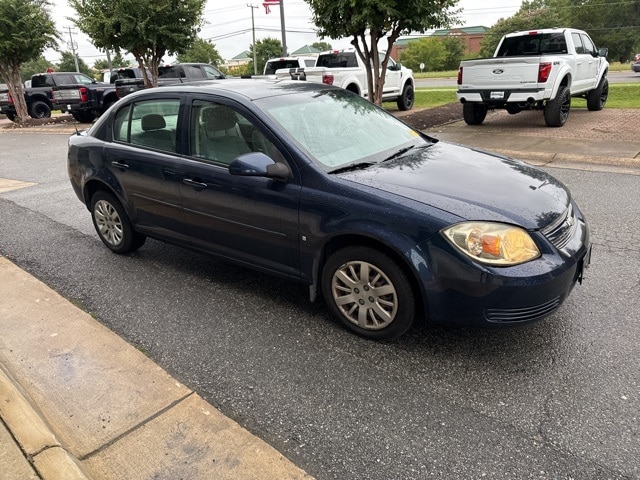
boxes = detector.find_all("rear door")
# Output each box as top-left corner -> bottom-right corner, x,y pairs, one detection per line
103,96 -> 189,243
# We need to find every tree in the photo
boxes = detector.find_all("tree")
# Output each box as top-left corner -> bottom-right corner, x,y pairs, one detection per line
20,56 -> 55,82
70,0 -> 206,88
478,2 -> 563,58
94,51 -> 130,71
249,38 -> 283,74
304,0 -> 459,106
400,38 -> 447,72
0,0 -> 58,122
311,41 -> 332,52
546,0 -> 640,62
57,50 -> 94,76
441,36 -> 466,70
177,37 -> 223,66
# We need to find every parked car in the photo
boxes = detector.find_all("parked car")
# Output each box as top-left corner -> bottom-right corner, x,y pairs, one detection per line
632,53 -> 640,72
66,80 -> 591,340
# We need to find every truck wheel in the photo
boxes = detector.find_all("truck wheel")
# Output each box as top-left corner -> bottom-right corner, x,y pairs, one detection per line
396,84 -> 414,111
544,86 -> 571,127
462,103 -> 488,125
586,77 -> 608,111
72,111 -> 96,123
29,100 -> 51,119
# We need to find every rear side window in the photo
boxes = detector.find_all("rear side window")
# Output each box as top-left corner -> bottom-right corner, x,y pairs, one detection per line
113,99 -> 180,153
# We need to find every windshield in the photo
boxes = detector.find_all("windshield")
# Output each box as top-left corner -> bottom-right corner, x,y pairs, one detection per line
254,88 -> 425,170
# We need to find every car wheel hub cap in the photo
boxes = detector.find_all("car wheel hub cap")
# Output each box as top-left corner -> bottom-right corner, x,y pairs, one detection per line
94,200 -> 123,246
331,261 -> 398,330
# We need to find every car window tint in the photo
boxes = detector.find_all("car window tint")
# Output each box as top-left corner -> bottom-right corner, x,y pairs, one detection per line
74,74 -> 93,85
114,99 -> 180,153
572,33 -> 585,55
581,34 -> 595,55
190,100 -> 284,165
202,65 -> 222,78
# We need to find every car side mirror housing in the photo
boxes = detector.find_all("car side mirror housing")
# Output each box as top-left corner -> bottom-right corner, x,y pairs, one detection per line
229,152 -> 291,181
597,47 -> 608,58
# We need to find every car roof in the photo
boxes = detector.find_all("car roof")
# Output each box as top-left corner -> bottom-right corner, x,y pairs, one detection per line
130,78 -> 338,101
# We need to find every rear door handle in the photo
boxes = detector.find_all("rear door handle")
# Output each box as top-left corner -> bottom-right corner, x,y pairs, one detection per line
111,160 -> 130,170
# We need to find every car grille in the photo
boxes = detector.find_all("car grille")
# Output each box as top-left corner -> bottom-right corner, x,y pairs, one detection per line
485,296 -> 562,323
540,204 -> 577,250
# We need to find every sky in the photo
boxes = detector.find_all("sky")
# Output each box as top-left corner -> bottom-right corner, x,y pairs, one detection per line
46,0 -> 524,66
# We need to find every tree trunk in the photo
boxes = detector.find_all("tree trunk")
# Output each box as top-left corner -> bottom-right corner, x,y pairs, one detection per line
0,63 -> 29,123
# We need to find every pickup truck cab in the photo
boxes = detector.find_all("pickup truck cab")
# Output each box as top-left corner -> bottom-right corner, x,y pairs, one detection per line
457,28 -> 609,127
114,63 -> 225,98
276,49 -> 415,110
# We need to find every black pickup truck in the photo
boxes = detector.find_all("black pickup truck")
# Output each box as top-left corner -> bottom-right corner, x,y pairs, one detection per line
51,73 -> 121,123
0,72 -> 98,121
114,63 -> 225,97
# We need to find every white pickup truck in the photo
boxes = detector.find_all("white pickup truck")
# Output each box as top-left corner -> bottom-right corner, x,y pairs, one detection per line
457,28 -> 609,127
276,49 -> 415,110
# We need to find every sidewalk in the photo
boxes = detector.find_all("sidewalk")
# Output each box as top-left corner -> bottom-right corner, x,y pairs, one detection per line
0,256 -> 312,480
423,107 -> 640,175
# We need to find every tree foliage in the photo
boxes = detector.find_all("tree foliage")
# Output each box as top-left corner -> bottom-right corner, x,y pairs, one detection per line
19,56 -> 55,82
400,38 -> 447,72
0,0 -> 58,122
177,37 -> 223,66
57,50 -> 94,76
70,0 -> 206,87
478,3 -> 563,57
304,0 -> 459,105
249,37 -> 283,74
311,41 -> 332,52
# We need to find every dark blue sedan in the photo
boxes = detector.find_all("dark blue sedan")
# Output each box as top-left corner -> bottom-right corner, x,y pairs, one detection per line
67,79 -> 591,339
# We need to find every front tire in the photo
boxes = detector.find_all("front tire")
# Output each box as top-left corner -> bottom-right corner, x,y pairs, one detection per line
462,103 -> 488,125
544,86 -> 571,127
90,191 -> 146,254
586,77 -> 608,111
321,247 -> 416,340
28,100 -> 51,119
396,83 -> 414,111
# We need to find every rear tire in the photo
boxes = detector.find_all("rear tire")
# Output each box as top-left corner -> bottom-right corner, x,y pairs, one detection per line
586,77 -> 608,111
321,246 -> 416,340
462,103 -> 488,125
5,112 -> 16,122
28,100 -> 51,119
72,111 -> 96,123
90,191 -> 146,254
396,83 -> 414,111
544,86 -> 571,127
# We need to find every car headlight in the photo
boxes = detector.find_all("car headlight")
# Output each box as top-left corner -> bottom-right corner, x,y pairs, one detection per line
443,222 -> 540,266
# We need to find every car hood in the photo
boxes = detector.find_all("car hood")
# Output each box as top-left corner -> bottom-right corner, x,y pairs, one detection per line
336,142 -> 570,230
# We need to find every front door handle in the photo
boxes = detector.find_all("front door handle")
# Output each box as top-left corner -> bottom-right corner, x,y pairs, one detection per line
183,178 -> 208,190
111,160 -> 130,170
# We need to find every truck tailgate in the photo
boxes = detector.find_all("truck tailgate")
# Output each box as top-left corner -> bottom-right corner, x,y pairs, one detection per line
459,57 -> 543,89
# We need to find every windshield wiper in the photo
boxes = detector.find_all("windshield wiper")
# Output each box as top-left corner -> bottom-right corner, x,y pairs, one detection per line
328,161 -> 376,174
382,143 -> 432,163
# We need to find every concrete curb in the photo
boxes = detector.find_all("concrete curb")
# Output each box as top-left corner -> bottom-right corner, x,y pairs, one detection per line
0,365 -> 91,480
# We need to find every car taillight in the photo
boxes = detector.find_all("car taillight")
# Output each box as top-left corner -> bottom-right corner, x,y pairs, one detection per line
322,74 -> 334,85
457,66 -> 463,85
79,87 -> 88,102
538,62 -> 552,83
8,92 -> 13,104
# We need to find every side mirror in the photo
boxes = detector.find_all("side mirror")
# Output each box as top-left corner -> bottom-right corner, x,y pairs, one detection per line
229,152 -> 291,181
597,47 -> 608,58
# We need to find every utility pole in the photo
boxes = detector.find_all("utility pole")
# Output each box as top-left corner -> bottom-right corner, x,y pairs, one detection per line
279,0 -> 287,56
64,26 -> 80,72
248,4 -> 258,75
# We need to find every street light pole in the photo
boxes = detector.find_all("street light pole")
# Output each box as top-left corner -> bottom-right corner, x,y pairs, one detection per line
248,4 -> 258,75
279,0 -> 287,56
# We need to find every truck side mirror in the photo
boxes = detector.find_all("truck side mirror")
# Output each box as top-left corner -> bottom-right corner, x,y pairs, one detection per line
597,47 -> 608,58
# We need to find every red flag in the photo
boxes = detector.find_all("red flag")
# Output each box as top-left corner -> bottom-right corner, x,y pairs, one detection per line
263,0 -> 279,14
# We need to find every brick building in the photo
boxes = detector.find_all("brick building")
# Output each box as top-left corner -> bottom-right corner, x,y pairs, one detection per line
390,26 -> 489,61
